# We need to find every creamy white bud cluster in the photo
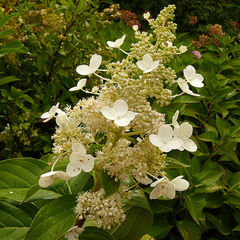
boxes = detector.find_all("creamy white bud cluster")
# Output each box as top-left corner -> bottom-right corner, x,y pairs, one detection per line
75,188 -> 126,229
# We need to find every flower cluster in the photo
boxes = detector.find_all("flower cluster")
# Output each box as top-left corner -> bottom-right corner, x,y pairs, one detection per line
189,16 -> 198,25
75,188 -> 126,229
39,4 -> 200,232
192,24 -> 226,47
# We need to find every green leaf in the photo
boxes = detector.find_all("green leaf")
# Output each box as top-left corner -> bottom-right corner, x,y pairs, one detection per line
216,115 -> 228,139
123,189 -> 152,212
165,157 -> 191,168
184,194 -> 205,224
0,41 -> 28,54
148,221 -> 173,239
197,131 -> 218,142
0,76 -> 21,86
112,207 -> 153,240
149,199 -> 175,213
101,170 -> 120,198
79,226 -> 115,240
0,14 -> 18,28
177,217 -> 202,240
24,195 -> 76,240
0,158 -> 48,202
23,185 -> 62,203
69,171 -> 94,195
0,199 -> 38,240
233,225 -> 240,231
193,170 -> 224,187
204,212 -> 231,235
0,29 -> 15,38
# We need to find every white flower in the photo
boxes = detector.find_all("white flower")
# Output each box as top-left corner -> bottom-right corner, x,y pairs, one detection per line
179,45 -> 187,53
166,41 -> 173,47
136,54 -> 159,73
183,65 -> 204,88
66,143 -> 94,177
149,125 -> 183,152
39,171 -> 71,188
174,122 -> 197,152
150,176 -> 189,199
143,12 -> 150,20
69,78 -> 87,91
177,78 -> 200,97
65,226 -> 84,240
41,102 -> 61,122
132,25 -> 138,31
107,35 -> 126,48
76,54 -> 102,75
135,175 -> 153,185
101,99 -> 136,127
56,112 -> 80,128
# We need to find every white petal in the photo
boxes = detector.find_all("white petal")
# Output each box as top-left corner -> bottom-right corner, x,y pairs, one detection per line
107,40 -> 116,48
175,122 -> 193,139
183,65 -> 196,80
39,176 -> 54,188
172,110 -> 179,129
178,80 -> 190,92
76,65 -> 93,75
157,125 -> 174,141
69,152 -> 84,162
40,112 -> 51,119
189,79 -> 204,88
159,144 -> 172,153
171,176 -> 189,191
69,86 -> 80,92
55,171 -> 71,181
66,162 -> 82,177
101,106 -> 118,120
114,111 -> 136,126
72,143 -> 86,155
185,89 -> 200,97
183,139 -> 197,152
89,54 -> 102,72
40,171 -> 57,178
107,35 -> 126,48
112,100 -> 128,117
166,138 -> 184,150
150,177 -> 165,187
149,134 -> 164,147
135,175 -> 153,185
142,54 -> 154,69
82,154 -> 94,172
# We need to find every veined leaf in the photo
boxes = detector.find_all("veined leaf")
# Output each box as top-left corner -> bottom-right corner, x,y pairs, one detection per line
23,185 -> 62,203
177,217 -> 202,240
0,76 -> 21,86
184,194 -> 205,224
0,158 -> 48,202
197,131 -> 218,142
165,157 -> 191,168
0,199 -> 38,240
148,221 -> 173,239
0,14 -> 18,28
123,189 -> 152,212
112,206 -> 153,240
204,212 -> 231,235
24,195 -> 76,240
101,170 -> 120,198
0,41 -> 28,54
